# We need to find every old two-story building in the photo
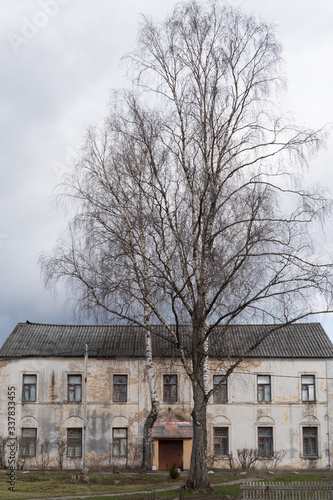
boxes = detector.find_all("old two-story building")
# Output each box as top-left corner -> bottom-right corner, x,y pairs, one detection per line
1,322 -> 333,471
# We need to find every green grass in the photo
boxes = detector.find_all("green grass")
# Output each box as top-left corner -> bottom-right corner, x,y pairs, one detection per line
0,470 -> 332,500
0,470 -> 183,500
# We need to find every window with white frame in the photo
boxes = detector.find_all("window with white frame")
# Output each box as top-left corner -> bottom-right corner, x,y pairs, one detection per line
22,374 -> 37,402
112,428 -> 127,457
68,375 -> 82,402
21,428 -> 37,457
213,427 -> 229,456
301,375 -> 315,402
257,375 -> 271,402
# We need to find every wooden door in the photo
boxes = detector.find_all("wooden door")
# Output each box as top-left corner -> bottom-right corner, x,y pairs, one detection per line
158,440 -> 183,471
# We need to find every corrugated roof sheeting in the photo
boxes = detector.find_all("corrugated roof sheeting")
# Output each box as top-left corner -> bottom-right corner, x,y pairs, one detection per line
0,322 -> 332,359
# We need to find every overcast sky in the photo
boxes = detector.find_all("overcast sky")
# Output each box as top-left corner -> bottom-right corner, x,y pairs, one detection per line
1,0 -> 333,347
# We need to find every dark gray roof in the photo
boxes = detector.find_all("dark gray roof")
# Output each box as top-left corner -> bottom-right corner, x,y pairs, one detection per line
0,322 -> 333,358
0,322 -> 332,359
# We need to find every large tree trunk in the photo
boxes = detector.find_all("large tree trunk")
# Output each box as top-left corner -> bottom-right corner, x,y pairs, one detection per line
141,323 -> 160,469
186,379 -> 210,491
142,398 -> 159,469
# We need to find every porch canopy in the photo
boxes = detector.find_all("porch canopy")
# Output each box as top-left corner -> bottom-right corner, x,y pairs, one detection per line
152,420 -> 193,439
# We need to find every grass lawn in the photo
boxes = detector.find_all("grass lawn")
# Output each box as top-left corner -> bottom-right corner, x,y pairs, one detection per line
0,470 -> 333,500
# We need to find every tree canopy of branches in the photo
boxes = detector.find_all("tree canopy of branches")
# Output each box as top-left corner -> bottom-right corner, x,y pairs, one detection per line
40,1 -> 333,491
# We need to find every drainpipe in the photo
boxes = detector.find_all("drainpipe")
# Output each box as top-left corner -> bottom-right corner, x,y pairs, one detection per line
82,343 -> 88,474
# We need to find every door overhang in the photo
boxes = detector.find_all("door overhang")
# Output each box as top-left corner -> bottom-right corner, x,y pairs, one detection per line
152,420 -> 193,439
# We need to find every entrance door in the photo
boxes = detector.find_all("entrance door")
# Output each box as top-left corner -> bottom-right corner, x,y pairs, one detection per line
159,440 -> 183,471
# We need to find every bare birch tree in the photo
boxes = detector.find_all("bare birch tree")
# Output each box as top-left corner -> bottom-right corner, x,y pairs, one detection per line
40,1 -> 333,491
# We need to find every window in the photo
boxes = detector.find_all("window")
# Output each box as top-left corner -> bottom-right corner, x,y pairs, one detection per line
257,375 -> 271,402
68,375 -> 82,402
163,375 -> 177,403
258,427 -> 273,457
21,428 -> 37,457
214,427 -> 229,456
303,427 -> 318,457
22,374 -> 37,402
67,429 -> 82,458
302,375 -> 315,402
113,375 -> 128,402
213,375 -> 227,403
113,428 -> 127,457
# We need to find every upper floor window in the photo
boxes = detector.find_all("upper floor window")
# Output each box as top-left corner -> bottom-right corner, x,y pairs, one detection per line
113,375 -> 128,402
22,374 -> 37,402
21,428 -> 37,457
68,375 -> 82,402
258,427 -> 273,457
163,375 -> 177,403
213,375 -> 227,403
67,428 -> 82,458
302,375 -> 315,402
257,375 -> 271,402
112,428 -> 128,457
303,427 -> 318,457
213,427 -> 229,456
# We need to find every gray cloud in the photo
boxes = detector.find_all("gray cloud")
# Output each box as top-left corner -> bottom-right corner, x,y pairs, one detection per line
1,0 -> 333,346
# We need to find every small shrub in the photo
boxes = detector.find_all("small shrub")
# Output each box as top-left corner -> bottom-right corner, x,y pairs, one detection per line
237,448 -> 259,470
169,462 -> 180,479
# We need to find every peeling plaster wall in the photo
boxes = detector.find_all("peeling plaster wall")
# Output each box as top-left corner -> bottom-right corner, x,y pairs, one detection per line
207,358 -> 331,470
0,356 -> 332,470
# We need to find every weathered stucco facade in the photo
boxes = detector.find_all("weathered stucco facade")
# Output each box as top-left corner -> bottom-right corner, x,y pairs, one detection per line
1,322 -> 333,471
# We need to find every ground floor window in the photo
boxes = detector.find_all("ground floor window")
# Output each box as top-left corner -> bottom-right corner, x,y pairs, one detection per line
303,427 -> 318,457
258,427 -> 273,457
67,428 -> 82,458
113,428 -> 127,457
21,428 -> 37,457
213,427 -> 229,456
